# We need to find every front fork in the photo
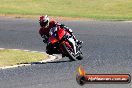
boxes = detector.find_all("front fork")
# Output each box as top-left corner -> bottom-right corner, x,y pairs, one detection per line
67,37 -> 77,55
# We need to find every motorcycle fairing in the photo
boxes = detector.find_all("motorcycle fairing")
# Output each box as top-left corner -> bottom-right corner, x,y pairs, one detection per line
49,26 -> 78,56
49,36 -> 58,44
57,28 -> 65,40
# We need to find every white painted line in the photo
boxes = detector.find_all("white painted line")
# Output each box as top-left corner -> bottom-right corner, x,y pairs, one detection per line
0,48 -> 61,69
23,50 -> 30,52
0,64 -> 30,69
123,21 -> 132,23
31,51 -> 39,53
53,54 -> 62,61
0,48 -> 5,50
39,55 -> 57,63
13,49 -> 21,50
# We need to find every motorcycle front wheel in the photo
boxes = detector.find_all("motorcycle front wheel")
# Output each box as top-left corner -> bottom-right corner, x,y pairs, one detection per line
61,43 -> 76,61
76,54 -> 83,60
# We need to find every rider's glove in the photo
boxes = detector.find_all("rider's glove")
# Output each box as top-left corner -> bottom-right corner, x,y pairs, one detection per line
60,24 -> 65,28
60,24 -> 69,29
42,35 -> 48,43
60,24 -> 73,34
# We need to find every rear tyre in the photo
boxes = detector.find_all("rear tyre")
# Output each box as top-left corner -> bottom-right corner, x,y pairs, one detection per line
61,44 -> 76,61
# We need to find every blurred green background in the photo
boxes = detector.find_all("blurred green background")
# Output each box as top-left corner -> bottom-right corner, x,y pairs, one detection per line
0,0 -> 132,20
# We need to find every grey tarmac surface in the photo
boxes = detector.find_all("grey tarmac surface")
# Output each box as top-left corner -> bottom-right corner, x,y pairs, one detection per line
0,17 -> 132,88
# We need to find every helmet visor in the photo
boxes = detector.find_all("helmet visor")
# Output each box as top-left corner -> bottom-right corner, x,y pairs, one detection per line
40,20 -> 48,27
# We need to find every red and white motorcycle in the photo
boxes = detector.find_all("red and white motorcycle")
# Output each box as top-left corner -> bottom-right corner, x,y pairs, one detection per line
46,26 -> 83,61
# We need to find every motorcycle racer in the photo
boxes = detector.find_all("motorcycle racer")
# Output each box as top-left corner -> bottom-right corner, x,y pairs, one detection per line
39,15 -> 82,54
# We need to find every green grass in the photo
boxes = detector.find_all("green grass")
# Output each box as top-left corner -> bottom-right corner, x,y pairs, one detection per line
0,0 -> 132,20
0,49 -> 48,67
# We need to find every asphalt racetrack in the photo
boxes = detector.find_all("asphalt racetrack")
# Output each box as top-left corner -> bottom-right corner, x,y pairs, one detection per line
0,17 -> 132,88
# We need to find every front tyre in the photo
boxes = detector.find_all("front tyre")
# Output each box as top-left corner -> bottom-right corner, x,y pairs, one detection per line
61,44 -> 76,61
76,54 -> 83,60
